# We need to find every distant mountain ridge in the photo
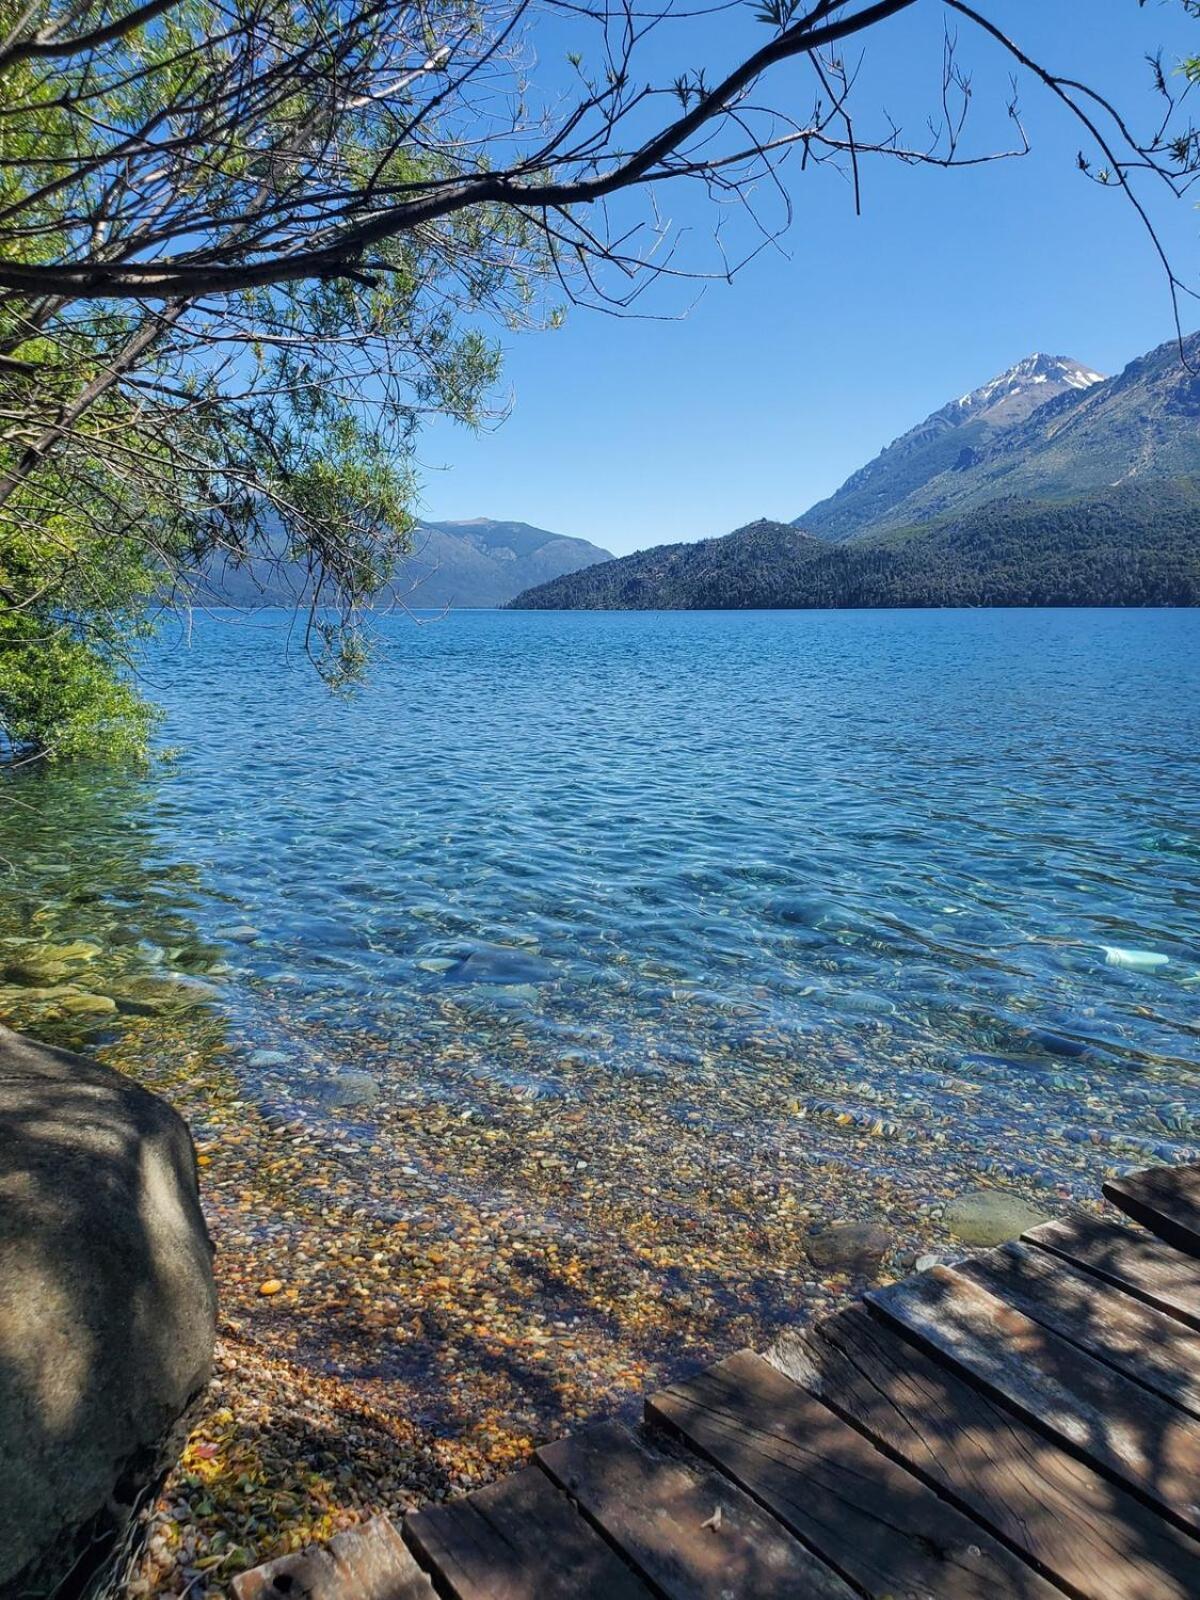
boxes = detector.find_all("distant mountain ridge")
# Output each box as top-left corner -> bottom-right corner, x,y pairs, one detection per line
512,334 -> 1200,611
202,517 -> 613,609
398,519 -> 613,606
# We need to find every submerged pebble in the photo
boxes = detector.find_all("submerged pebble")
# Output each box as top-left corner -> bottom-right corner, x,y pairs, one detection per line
323,1070 -> 381,1109
915,1251 -> 957,1272
248,1048 -> 292,1068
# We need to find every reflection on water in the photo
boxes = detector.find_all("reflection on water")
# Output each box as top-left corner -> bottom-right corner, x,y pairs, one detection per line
3,606 -> 1199,1467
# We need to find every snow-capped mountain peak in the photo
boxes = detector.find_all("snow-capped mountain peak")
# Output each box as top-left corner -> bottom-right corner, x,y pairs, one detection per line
794,350 -> 1109,539
872,353 -> 1107,459
952,354 -> 1104,420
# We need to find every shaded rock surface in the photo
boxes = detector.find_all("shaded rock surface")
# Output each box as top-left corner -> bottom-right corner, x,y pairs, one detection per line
0,1026 -> 216,1599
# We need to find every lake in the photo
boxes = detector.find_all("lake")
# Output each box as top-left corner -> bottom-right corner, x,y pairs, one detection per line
3,605 -> 1199,1472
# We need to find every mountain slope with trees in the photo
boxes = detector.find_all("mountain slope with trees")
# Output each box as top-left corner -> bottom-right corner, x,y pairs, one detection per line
514,481 -> 1200,610
512,521 -> 824,610
514,334 -> 1200,612
797,354 -> 1106,543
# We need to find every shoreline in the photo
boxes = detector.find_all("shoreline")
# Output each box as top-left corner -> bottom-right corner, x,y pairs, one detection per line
97,1012 -> 1099,1596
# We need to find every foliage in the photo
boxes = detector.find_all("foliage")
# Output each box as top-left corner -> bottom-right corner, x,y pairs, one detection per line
0,620 -> 156,761
0,0 -> 518,758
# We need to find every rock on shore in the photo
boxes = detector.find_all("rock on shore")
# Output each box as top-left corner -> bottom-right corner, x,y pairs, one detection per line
0,1025 -> 217,1598
804,1221 -> 891,1277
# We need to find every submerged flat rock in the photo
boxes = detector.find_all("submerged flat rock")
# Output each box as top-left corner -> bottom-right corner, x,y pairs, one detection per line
322,1071 -> 381,1109
944,1189 -> 1049,1247
110,973 -> 221,1015
443,946 -> 557,986
804,1221 -> 891,1277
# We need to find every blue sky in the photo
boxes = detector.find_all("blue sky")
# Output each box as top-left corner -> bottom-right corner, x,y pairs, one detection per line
416,1 -> 1200,556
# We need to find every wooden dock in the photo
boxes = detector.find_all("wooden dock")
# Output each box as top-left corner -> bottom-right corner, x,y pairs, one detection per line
234,1162 -> 1200,1600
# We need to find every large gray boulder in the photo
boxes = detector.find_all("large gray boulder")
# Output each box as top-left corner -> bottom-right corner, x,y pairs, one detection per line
0,1026 -> 216,1598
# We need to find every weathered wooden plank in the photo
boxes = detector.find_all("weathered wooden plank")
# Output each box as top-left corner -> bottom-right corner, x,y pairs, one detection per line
782,1305 -> 1200,1600
232,1516 -> 435,1600
538,1417 -> 855,1599
646,1347 -> 1058,1599
1105,1163 -> 1200,1257
403,1465 -> 651,1600
1026,1213 -> 1200,1330
868,1263 -> 1200,1534
958,1239 -> 1200,1419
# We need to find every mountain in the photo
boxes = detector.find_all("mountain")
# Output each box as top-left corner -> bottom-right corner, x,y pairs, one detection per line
797,354 -> 1105,542
510,521 -> 820,610
201,518 -> 613,609
512,335 -> 1200,612
400,520 -> 614,605
514,483 -> 1200,610
832,334 -> 1200,540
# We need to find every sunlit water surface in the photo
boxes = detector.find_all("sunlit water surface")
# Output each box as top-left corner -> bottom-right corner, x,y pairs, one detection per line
3,607 -> 1199,1455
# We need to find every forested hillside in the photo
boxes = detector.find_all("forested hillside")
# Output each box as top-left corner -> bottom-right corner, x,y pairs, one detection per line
513,481 -> 1200,610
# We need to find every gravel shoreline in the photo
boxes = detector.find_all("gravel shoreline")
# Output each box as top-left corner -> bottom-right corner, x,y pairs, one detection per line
128,1323 -> 448,1598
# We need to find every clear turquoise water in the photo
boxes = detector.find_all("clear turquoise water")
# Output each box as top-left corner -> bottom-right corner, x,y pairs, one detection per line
15,606 -> 1200,1167
4,607 -> 1200,1409
147,608 -> 1199,1162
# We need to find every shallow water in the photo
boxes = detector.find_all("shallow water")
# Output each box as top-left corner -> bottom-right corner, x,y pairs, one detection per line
3,606 -> 1199,1457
